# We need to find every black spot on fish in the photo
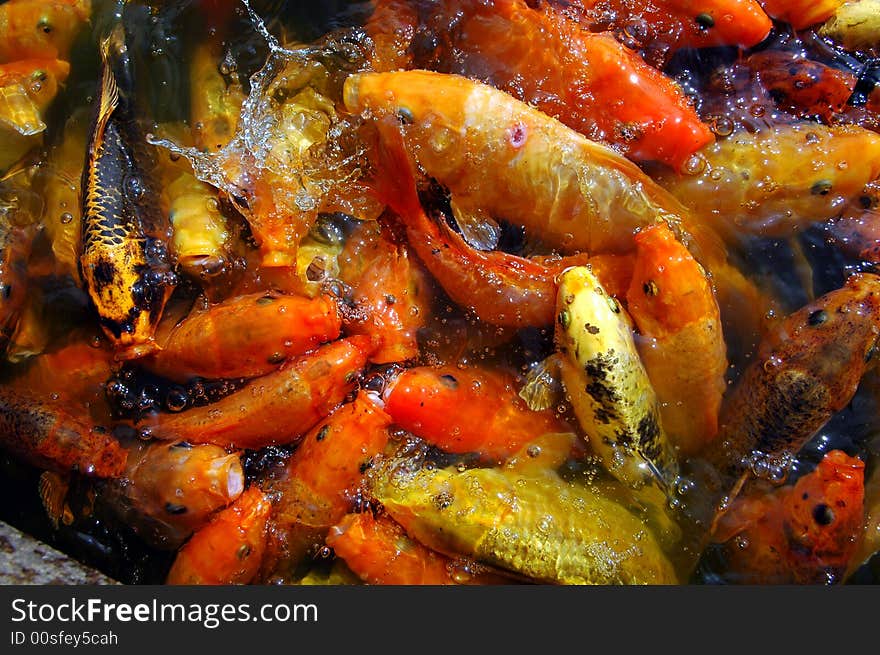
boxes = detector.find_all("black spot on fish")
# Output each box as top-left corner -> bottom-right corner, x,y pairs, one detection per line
164,503 -> 187,515
92,260 -> 117,287
637,414 -> 662,460
316,425 -> 330,442
583,353 -> 621,417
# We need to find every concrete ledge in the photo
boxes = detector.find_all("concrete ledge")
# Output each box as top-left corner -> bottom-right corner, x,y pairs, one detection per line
0,522 -> 118,585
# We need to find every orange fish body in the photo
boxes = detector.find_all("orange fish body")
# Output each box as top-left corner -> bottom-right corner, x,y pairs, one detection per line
562,0 -> 771,53
0,385 -> 126,477
383,364 -> 572,462
745,51 -> 857,122
261,394 -> 392,581
143,291 -> 342,382
166,486 -> 272,585
370,117 -> 581,328
0,0 -> 90,63
106,440 -> 244,550
346,70 -> 693,257
338,219 -> 431,363
327,512 -> 505,585
142,336 -> 373,449
10,339 -> 113,423
626,222 -> 728,456
369,0 -> 713,169
759,0 -> 844,30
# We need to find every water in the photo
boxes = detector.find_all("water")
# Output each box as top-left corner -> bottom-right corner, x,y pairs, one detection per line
1,0 -> 879,584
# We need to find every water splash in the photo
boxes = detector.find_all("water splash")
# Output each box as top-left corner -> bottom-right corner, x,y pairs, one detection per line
147,0 -> 374,264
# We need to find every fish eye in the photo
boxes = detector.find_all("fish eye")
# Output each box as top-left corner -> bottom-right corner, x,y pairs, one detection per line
37,17 -> 53,34
812,503 -> 835,526
807,309 -> 829,326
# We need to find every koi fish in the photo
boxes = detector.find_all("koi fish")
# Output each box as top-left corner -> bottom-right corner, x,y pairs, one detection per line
705,274 -> 880,488
368,449 -> 678,584
80,25 -> 176,360
0,385 -> 126,477
374,0 -> 714,168
0,214 -> 36,355
0,59 -> 70,136
761,0 -> 845,30
745,51 -> 857,123
166,486 -> 271,584
819,0 -> 880,51
369,116 -> 588,328
327,511 -> 507,585
656,123 -> 880,239
711,450 -> 865,584
337,218 -> 431,363
344,69 -> 693,257
626,223 -> 728,456
141,336 -> 372,449
189,39 -> 245,154
261,394 -> 392,580
559,0 -> 772,54
383,364 -> 572,462
142,291 -> 342,383
105,439 -> 244,550
0,0 -> 90,63
556,265 -> 679,492
0,59 -> 69,172
165,171 -> 232,280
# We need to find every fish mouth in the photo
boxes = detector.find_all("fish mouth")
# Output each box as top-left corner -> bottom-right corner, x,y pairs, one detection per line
342,74 -> 363,114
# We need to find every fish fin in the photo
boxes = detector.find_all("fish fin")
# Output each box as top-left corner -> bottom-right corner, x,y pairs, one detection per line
371,116 -> 424,220
449,196 -> 500,251
518,354 -> 563,412
708,470 -> 751,539
0,84 -> 46,136
38,471 -> 71,529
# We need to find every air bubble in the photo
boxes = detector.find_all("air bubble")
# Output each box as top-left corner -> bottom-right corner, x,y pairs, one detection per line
682,154 -> 706,175
710,116 -> 733,137
165,387 -> 189,412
